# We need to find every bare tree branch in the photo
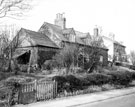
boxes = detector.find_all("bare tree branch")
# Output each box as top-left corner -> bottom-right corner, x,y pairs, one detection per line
0,0 -> 32,19
0,0 -> 4,6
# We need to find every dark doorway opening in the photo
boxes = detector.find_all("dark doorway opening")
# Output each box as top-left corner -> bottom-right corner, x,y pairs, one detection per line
17,51 -> 30,64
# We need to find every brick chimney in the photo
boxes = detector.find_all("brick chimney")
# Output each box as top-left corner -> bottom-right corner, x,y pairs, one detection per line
54,13 -> 66,29
94,27 -> 99,36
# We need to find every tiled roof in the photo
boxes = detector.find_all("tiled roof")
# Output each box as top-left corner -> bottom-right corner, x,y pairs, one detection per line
62,28 -> 74,34
42,22 -> 69,42
75,31 -> 90,38
102,36 -> 125,47
114,41 -> 125,47
75,31 -> 91,45
22,28 -> 59,48
75,36 -> 85,45
38,22 -> 107,50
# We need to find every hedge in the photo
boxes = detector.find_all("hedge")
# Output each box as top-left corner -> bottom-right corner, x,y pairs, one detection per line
52,74 -> 111,93
64,75 -> 83,91
52,71 -> 135,93
130,72 -> 135,80
83,73 -> 112,86
52,75 -> 84,93
52,76 -> 67,93
106,71 -> 132,86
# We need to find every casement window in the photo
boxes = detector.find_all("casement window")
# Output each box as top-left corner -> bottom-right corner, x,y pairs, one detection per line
99,55 -> 103,62
61,42 -> 65,48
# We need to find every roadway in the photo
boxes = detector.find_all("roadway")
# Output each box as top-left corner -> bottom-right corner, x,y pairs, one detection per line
71,93 -> 135,107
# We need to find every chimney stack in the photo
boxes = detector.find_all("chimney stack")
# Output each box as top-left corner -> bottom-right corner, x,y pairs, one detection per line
94,27 -> 99,36
109,33 -> 115,41
54,13 -> 66,29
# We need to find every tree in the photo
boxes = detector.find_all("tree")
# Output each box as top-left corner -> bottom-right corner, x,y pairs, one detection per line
130,51 -> 135,66
83,36 -> 105,73
0,0 -> 34,71
0,27 -> 10,71
0,0 -> 32,19
53,35 -> 106,74
53,45 -> 79,74
0,29 -> 9,55
0,25 -> 19,72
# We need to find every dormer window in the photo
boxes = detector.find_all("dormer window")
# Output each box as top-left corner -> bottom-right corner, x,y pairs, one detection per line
64,34 -> 69,39
39,25 -> 51,35
61,42 -> 65,48
99,55 -> 103,62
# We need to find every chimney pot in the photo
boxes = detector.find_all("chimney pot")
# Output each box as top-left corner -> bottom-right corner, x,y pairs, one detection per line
54,13 -> 66,29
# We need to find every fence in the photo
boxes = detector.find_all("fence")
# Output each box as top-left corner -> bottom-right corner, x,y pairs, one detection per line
17,80 -> 117,105
18,80 -> 57,104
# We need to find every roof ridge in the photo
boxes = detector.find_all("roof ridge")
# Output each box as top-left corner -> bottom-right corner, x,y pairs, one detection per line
75,30 -> 88,33
44,22 -> 62,29
102,36 -> 125,46
22,28 -> 48,37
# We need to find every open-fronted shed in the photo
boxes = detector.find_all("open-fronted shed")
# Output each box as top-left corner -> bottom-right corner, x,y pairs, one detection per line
11,28 -> 59,72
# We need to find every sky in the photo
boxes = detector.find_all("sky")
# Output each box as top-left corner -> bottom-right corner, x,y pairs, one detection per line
1,0 -> 135,54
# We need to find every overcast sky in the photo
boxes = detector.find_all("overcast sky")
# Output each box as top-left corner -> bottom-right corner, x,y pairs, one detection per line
1,0 -> 135,54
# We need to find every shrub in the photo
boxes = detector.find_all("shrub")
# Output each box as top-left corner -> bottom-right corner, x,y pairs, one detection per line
129,72 -> 135,80
52,71 -> 134,94
101,84 -> 115,91
72,67 -> 85,73
64,75 -> 83,91
130,65 -> 135,70
78,76 -> 90,86
107,71 -> 132,86
42,70 -> 52,75
52,75 -> 84,93
42,60 -> 56,70
52,76 -> 67,93
87,85 -> 102,93
19,64 -> 28,72
0,72 -> 14,81
84,73 -> 112,86
52,73 -> 112,92
0,73 -> 7,81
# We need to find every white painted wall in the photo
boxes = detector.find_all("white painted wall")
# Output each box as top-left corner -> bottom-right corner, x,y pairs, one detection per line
102,37 -> 114,61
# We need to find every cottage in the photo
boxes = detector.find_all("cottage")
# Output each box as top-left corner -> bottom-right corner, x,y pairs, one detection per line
38,13 -> 108,66
10,13 -> 108,72
11,28 -> 59,72
102,34 -> 126,62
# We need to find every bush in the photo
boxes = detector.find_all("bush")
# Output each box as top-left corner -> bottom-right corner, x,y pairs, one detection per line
101,84 -> 115,91
0,72 -> 14,81
42,60 -> 56,70
52,75 -> 84,93
64,75 -> 83,91
0,73 -> 7,81
129,72 -> 135,80
84,73 -> 112,86
19,64 -> 28,72
52,76 -> 67,93
72,67 -> 85,73
106,71 -> 132,86
87,85 -> 102,93
42,70 -> 52,75
130,65 -> 135,70
52,71 -> 135,94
